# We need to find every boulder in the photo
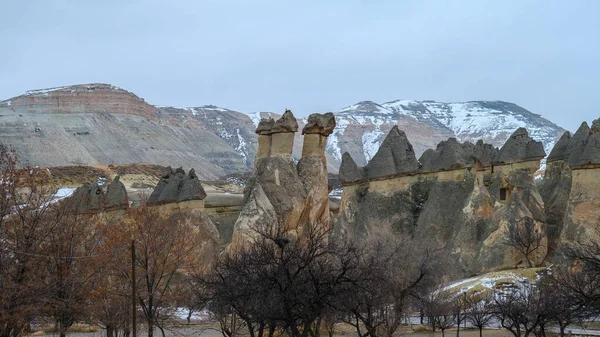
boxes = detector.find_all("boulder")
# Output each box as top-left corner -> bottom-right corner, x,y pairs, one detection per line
366,126 -> 418,178
302,112 -> 336,136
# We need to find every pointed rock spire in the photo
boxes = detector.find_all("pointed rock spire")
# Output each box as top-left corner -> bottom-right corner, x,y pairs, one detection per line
366,126 -> 418,178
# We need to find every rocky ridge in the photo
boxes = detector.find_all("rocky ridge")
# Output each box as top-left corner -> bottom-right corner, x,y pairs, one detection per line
336,127 -> 547,275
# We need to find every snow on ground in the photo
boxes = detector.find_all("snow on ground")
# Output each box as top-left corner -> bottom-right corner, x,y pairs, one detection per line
173,308 -> 211,321
54,187 -> 76,201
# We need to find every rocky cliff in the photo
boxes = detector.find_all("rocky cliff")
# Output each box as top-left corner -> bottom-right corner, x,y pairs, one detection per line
1,84 -> 565,178
336,127 -> 547,275
540,119 -> 600,260
228,110 -> 335,250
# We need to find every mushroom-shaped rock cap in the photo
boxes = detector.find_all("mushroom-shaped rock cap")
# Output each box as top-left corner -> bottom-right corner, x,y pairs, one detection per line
302,112 -> 336,136
178,168 -> 207,202
255,118 -> 275,135
419,138 -> 471,171
473,140 -> 499,167
494,128 -> 546,164
272,109 -> 298,133
366,126 -> 418,178
547,132 -> 572,162
570,119 -> 600,167
148,166 -> 207,205
339,152 -> 365,183
565,122 -> 590,167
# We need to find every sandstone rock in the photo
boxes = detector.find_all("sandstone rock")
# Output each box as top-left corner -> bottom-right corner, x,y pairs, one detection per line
339,152 -> 365,183
494,128 -> 546,164
272,109 -> 298,133
256,118 -> 275,135
178,168 -> 207,202
366,126 -> 418,178
547,132 -> 572,162
476,192 -> 547,271
539,160 -> 572,257
302,112 -> 336,136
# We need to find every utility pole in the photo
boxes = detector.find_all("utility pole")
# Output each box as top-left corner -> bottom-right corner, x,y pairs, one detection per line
132,239 -> 137,337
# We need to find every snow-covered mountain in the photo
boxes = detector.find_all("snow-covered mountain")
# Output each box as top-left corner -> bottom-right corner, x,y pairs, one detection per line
0,84 -> 566,176
324,100 -> 566,168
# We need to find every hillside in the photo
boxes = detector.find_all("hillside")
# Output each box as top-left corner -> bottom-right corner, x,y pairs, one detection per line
0,83 -> 566,178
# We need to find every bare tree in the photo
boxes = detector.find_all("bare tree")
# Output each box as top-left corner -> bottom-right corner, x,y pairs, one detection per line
0,146 -> 61,337
126,202 -> 203,337
465,295 -> 494,337
492,280 -> 548,337
503,216 -> 545,268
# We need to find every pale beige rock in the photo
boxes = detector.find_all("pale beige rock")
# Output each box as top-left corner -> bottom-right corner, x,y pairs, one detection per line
271,132 -> 295,156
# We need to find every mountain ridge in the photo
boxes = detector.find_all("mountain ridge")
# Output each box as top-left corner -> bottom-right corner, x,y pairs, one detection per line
0,83 -> 566,177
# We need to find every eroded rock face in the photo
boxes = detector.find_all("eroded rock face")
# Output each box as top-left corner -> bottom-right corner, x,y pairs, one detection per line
541,119 -> 600,262
366,126 -> 419,179
147,166 -> 207,205
229,111 -> 334,250
68,176 -> 128,212
336,126 -> 547,275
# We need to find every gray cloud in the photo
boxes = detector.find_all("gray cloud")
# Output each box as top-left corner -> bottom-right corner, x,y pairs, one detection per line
1,0 -> 598,131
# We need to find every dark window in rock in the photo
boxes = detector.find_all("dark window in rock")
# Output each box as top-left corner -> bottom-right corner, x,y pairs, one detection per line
500,188 -> 508,201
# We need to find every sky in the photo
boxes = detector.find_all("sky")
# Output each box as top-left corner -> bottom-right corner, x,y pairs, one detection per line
1,0 -> 598,132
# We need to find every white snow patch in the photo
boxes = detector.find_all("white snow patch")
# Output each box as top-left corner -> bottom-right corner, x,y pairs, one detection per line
235,128 -> 248,164
25,86 -> 69,96
246,112 -> 262,128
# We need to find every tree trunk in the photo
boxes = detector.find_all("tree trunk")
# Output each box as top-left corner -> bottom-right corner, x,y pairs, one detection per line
147,316 -> 154,337
107,326 -> 115,337
456,321 -> 460,337
560,325 -> 566,337
479,327 -> 483,337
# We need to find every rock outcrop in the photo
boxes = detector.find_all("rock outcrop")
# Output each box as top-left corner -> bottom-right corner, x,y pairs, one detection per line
228,111 -> 335,250
68,176 -> 129,213
336,125 -> 547,275
147,167 -> 207,206
540,119 -> 600,260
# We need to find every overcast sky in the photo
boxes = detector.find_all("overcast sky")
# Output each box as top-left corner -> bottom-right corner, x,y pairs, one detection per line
1,1 -> 598,131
